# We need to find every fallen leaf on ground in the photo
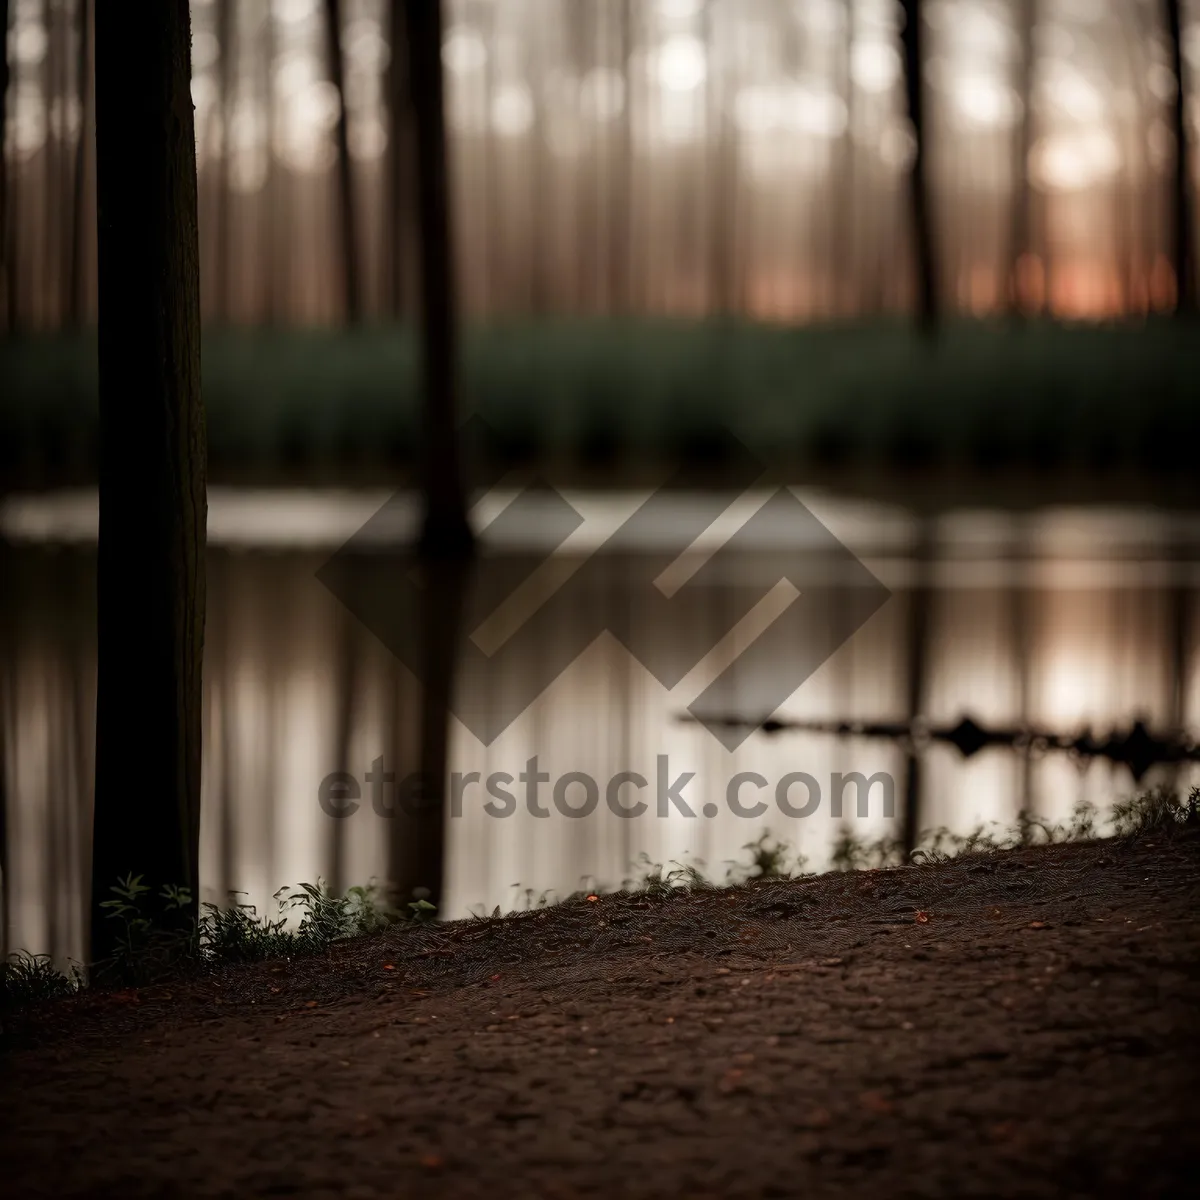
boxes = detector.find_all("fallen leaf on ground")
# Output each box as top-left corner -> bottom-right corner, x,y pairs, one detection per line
860,1090 -> 894,1115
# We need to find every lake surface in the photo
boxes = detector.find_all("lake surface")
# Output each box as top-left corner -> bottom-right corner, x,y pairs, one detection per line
3,488 -> 1198,964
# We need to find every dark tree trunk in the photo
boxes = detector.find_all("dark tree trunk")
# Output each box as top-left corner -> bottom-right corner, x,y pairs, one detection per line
609,0 -> 633,314
1165,0 -> 1195,312
69,0 -> 93,327
215,0 -> 234,322
261,2 -> 280,324
323,0 -> 361,323
901,521 -> 934,854
0,0 -> 10,328
386,0 -> 409,318
900,0 -> 937,331
90,1 -> 206,967
0,0 -> 10,311
398,0 -> 474,914
1008,0 -> 1035,317
42,0 -> 57,324
705,0 -> 736,316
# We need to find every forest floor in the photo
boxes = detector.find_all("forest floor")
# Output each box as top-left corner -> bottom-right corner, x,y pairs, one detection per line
2,832 -> 1198,1200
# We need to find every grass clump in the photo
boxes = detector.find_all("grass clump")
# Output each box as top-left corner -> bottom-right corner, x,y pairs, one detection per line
1110,785 -> 1200,837
726,832 -> 809,882
3,874 -> 416,1004
627,853 -> 712,897
1,951 -> 84,1011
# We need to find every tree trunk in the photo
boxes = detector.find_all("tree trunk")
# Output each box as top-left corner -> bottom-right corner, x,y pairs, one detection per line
69,0 -> 93,327
1165,0 -> 1195,312
386,0 -> 409,318
1008,0 -> 1035,316
215,0 -> 234,322
609,0 -> 633,314
0,1 -> 9,283
398,0 -> 474,915
323,0 -> 360,323
900,0 -> 937,331
90,0 -> 206,967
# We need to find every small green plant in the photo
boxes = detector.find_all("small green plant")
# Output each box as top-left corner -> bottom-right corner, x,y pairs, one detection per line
201,894 -> 290,963
725,831 -> 808,883
1111,786 -> 1200,837
508,883 -> 555,911
830,827 -> 870,871
275,878 -> 405,951
629,853 -> 710,896
96,874 -> 198,985
1,951 -> 83,1011
831,827 -> 904,871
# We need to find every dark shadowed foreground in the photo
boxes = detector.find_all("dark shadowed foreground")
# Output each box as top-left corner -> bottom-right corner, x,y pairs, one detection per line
2,836 -> 1198,1199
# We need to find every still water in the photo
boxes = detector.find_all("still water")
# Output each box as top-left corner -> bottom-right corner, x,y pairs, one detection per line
3,488 -> 1198,963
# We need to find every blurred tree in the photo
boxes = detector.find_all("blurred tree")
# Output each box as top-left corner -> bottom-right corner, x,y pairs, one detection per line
706,0 -> 737,315
215,0 -> 234,321
323,0 -> 361,322
900,0 -> 937,331
1165,0 -> 1195,312
69,0 -> 92,327
400,0 -> 475,913
1008,0 -> 1036,316
0,0 -> 10,315
386,0 -> 410,317
611,0 -> 633,314
90,0 -> 206,965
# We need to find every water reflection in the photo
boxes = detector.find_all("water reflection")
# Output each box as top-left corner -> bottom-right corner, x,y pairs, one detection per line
1,489 -> 1198,963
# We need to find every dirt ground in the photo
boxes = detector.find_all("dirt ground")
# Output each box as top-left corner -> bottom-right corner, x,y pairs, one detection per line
2,834 -> 1198,1200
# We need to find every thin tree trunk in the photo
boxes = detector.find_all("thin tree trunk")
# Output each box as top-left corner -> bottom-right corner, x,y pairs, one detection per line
1008,0 -> 1035,317
42,0 -> 57,325
1165,0 -> 1195,312
69,0 -> 92,326
215,0 -> 234,322
900,0 -> 937,331
400,0 -> 475,914
0,0 -> 9,288
901,521 -> 934,854
835,0 -> 857,316
91,0 -> 206,968
386,0 -> 409,318
323,0 -> 360,323
705,0 -> 737,316
609,0 -> 633,314
262,2 -> 280,324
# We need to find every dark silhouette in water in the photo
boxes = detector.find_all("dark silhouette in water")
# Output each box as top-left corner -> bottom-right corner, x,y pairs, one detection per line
686,713 -> 1199,786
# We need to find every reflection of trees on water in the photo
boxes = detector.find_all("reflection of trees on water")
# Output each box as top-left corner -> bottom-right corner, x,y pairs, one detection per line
2,0 -> 1197,329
